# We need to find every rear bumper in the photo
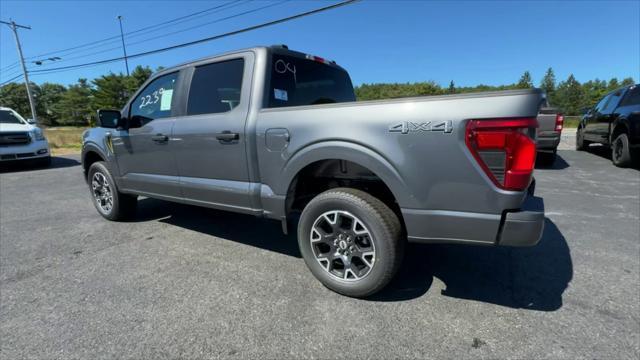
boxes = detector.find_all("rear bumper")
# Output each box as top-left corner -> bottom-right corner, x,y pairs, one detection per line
403,194 -> 544,247
536,132 -> 561,151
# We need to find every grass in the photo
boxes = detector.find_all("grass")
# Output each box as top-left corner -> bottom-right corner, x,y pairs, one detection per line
43,127 -> 87,155
563,116 -> 581,129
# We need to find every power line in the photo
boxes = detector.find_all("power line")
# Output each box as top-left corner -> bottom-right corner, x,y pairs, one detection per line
0,73 -> 24,86
0,62 -> 21,73
26,0 -> 255,70
124,0 -> 288,49
30,0 -> 358,75
0,20 -> 38,123
25,0 -> 245,61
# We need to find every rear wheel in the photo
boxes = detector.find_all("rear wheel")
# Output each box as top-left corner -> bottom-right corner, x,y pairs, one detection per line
297,188 -> 403,298
612,133 -> 632,167
576,127 -> 590,151
88,161 -> 137,221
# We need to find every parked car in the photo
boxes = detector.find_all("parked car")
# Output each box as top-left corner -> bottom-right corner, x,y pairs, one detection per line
0,107 -> 51,166
577,84 -> 640,167
82,46 -> 545,297
535,100 -> 563,165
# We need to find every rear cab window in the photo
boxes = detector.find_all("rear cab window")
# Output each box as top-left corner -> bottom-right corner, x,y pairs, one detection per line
265,51 -> 355,108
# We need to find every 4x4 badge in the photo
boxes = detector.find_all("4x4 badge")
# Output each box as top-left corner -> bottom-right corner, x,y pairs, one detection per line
389,120 -> 453,134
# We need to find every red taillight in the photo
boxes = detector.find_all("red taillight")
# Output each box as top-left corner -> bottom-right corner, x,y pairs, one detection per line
555,114 -> 564,132
466,118 -> 538,191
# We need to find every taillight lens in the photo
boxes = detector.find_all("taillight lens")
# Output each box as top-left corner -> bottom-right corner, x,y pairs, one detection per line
466,118 -> 538,191
555,114 -> 564,132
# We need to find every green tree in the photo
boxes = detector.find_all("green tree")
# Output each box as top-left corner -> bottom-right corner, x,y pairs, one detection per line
540,67 -> 556,99
555,74 -> 583,115
127,65 -> 153,93
448,80 -> 456,94
56,78 -> 94,126
516,71 -> 533,89
36,83 -> 67,126
92,72 -> 130,110
620,77 -> 635,87
0,82 -> 32,117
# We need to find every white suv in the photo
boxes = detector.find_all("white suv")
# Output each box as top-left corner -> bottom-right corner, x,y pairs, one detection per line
0,107 -> 51,166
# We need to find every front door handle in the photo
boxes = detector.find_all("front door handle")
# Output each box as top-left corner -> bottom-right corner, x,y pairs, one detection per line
151,134 -> 169,143
215,131 -> 239,142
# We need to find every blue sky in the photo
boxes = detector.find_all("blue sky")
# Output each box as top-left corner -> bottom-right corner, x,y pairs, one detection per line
1,0 -> 639,87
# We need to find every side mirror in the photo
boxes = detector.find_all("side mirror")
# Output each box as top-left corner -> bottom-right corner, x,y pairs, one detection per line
97,109 -> 124,129
26,118 -> 35,124
581,107 -> 591,115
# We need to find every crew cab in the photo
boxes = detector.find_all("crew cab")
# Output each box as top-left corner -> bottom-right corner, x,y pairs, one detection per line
82,46 -> 545,297
577,84 -> 640,167
0,107 -> 51,166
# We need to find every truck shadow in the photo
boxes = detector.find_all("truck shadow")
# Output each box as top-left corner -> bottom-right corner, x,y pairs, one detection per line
135,198 -> 571,310
535,153 -> 570,170
371,218 -> 573,311
135,198 -> 301,257
584,145 -> 640,170
0,156 -> 80,173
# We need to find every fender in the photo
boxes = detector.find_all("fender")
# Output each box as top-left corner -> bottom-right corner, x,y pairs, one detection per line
610,117 -> 631,143
277,140 -> 416,208
81,137 -> 122,186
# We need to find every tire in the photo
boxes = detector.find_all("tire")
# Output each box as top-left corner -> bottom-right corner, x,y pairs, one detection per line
297,188 -> 403,298
611,133 -> 632,167
87,161 -> 137,221
576,127 -> 590,151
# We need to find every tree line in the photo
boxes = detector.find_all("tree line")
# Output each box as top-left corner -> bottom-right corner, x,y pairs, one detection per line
0,66 -> 635,127
0,65 -> 157,126
355,69 -> 635,116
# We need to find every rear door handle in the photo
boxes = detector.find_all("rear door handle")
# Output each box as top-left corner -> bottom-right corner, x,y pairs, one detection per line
151,134 -> 169,143
215,131 -> 239,142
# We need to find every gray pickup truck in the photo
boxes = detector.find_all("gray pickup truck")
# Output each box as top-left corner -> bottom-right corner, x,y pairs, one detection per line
82,46 -> 545,297
536,101 -> 563,165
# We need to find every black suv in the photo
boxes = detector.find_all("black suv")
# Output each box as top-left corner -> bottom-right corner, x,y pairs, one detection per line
577,84 -> 640,167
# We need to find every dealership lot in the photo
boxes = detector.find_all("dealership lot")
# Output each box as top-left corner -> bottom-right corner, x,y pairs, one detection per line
0,149 -> 638,359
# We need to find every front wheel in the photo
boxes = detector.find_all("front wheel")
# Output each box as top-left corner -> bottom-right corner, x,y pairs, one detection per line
612,133 -> 632,167
297,188 -> 403,298
88,161 -> 137,221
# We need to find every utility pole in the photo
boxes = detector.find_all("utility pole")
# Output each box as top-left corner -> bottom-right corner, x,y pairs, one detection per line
1,19 -> 38,124
116,15 -> 130,76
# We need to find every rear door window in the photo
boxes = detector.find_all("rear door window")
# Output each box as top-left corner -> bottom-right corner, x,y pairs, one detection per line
267,54 -> 355,108
187,58 -> 244,115
620,86 -> 640,107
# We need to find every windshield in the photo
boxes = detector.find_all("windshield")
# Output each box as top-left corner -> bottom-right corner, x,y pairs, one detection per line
0,110 -> 26,124
266,53 -> 355,108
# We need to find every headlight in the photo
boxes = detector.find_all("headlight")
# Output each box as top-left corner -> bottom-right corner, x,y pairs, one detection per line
32,128 -> 46,141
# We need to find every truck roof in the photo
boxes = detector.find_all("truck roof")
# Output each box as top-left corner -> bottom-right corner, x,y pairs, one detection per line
153,45 -> 345,78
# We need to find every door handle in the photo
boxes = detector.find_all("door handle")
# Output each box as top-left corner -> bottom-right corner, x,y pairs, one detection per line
151,134 -> 169,143
215,131 -> 239,142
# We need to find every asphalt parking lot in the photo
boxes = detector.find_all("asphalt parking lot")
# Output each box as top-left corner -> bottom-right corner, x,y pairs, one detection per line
1,147 -> 638,359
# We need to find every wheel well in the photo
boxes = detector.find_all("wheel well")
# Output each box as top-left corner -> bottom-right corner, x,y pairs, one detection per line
612,123 -> 629,142
285,159 -> 405,230
83,151 -> 104,179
